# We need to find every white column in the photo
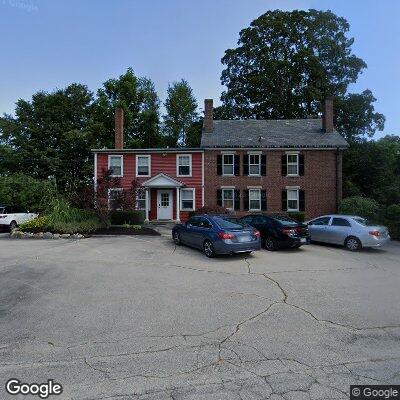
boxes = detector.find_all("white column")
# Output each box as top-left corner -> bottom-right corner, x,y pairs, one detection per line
176,187 -> 180,222
145,188 -> 149,222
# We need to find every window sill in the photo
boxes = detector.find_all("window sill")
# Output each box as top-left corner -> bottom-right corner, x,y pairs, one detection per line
181,209 -> 194,212
110,174 -> 123,178
136,174 -> 151,177
248,174 -> 261,177
177,175 -> 192,178
286,174 -> 299,177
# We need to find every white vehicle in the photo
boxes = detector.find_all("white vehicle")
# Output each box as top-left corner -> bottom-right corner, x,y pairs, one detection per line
0,205 -> 38,230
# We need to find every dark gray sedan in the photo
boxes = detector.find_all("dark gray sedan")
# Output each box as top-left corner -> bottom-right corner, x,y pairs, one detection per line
172,215 -> 261,257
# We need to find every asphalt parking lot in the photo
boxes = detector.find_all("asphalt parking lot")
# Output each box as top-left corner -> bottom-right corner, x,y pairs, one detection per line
0,232 -> 399,400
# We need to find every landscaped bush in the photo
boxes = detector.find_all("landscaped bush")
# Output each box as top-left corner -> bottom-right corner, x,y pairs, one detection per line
340,196 -> 379,220
110,210 -> 145,225
189,206 -> 229,217
287,212 -> 305,222
20,197 -> 104,234
384,204 -> 400,240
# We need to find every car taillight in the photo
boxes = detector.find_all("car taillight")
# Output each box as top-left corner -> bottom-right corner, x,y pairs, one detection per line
253,230 -> 261,237
218,232 -> 235,240
369,230 -> 381,237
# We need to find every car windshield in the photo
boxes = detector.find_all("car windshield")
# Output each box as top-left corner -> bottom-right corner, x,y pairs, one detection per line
215,217 -> 248,230
353,217 -> 375,226
272,215 -> 299,226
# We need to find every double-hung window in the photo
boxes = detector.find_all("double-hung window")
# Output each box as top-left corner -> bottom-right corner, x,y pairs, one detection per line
222,154 -> 234,176
248,154 -> 261,176
181,188 -> 195,211
136,155 -> 150,176
108,188 -> 123,210
109,155 -> 123,177
222,188 -> 234,209
177,154 -> 192,177
287,154 -> 299,176
287,189 -> 299,211
136,190 -> 146,210
249,189 -> 261,211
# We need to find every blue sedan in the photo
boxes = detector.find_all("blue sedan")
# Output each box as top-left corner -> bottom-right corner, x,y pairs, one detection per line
172,214 -> 261,257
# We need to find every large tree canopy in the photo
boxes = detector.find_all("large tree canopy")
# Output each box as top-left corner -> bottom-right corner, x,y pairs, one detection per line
0,69 -> 162,191
162,80 -> 198,147
219,9 -> 384,141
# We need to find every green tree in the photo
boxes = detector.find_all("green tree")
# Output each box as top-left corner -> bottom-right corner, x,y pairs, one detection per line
93,68 -> 161,149
343,135 -> 400,206
219,9 -> 384,141
0,83 -> 94,191
163,80 -> 198,147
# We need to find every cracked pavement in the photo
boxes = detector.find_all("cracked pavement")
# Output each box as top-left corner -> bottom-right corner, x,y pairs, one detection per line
0,232 -> 399,399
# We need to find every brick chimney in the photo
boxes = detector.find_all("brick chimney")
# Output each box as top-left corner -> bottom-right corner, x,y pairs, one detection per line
203,99 -> 213,133
322,98 -> 334,133
115,107 -> 124,149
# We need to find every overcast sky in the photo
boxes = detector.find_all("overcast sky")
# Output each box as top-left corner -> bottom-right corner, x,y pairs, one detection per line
1,0 -> 399,137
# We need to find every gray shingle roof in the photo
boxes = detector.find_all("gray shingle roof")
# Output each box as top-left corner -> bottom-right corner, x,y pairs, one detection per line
200,119 -> 348,149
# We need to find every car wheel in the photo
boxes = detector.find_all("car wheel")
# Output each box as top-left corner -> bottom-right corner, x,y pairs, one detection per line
203,240 -> 215,258
9,220 -> 17,231
345,236 -> 362,251
172,231 -> 181,245
264,236 -> 277,251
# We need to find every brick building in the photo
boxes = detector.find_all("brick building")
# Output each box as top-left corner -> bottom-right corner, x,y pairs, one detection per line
92,99 -> 348,221
201,99 -> 348,219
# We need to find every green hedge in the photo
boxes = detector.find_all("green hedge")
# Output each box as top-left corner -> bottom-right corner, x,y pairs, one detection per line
287,212 -> 305,222
110,210 -> 145,225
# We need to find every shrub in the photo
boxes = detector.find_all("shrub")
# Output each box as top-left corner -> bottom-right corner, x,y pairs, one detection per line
189,205 -> 229,217
0,174 -> 55,213
20,216 -> 49,232
110,210 -> 145,225
384,204 -> 400,240
20,197 -> 104,234
340,196 -> 379,220
287,212 -> 305,222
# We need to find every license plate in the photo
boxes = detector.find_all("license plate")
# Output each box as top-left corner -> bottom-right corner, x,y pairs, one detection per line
300,238 -> 307,243
237,235 -> 251,243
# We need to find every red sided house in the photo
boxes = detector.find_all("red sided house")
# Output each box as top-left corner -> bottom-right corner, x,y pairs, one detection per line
92,99 -> 348,222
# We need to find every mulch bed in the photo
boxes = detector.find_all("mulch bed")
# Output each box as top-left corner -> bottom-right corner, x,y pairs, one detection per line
91,227 -> 160,236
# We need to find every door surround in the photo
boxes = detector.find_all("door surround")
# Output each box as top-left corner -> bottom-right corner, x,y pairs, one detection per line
157,189 -> 173,220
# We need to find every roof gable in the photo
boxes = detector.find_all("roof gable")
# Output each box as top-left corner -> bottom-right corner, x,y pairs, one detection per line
142,173 -> 185,188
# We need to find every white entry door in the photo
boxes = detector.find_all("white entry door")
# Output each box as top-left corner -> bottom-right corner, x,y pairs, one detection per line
157,190 -> 173,220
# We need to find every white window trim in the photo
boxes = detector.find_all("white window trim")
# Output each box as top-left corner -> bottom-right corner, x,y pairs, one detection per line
136,155 -> 151,177
222,153 -> 235,176
286,153 -> 299,177
108,188 -> 123,209
248,153 -> 261,176
287,188 -> 299,212
108,155 -> 123,177
222,188 -> 235,210
180,188 -> 195,211
136,191 -> 147,210
176,154 -> 192,177
248,188 -> 261,211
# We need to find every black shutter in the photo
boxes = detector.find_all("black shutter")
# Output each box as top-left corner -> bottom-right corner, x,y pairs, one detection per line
243,190 -> 249,211
234,155 -> 240,176
281,155 -> 287,176
299,154 -> 304,176
217,189 -> 222,206
234,189 -> 241,211
217,155 -> 222,175
299,190 -> 305,212
243,154 -> 249,176
281,190 -> 287,211
261,190 -> 267,211
261,155 -> 267,176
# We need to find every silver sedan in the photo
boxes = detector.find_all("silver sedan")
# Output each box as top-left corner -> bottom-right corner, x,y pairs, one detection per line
306,215 -> 390,251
